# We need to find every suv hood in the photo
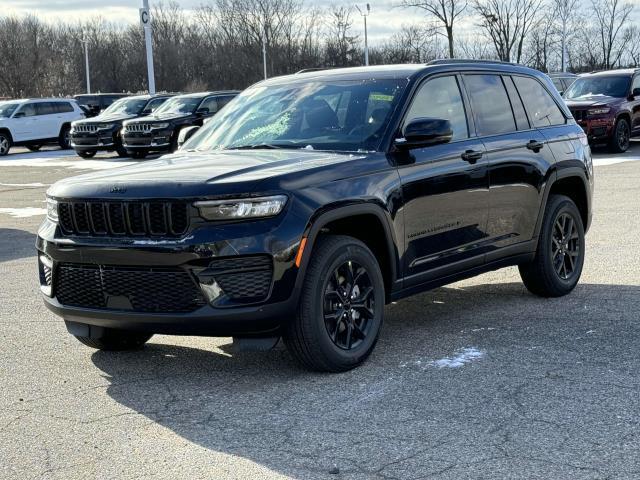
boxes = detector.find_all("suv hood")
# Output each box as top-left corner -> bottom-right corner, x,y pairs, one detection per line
126,112 -> 191,123
74,112 -> 137,124
48,149 -> 366,199
564,95 -> 622,108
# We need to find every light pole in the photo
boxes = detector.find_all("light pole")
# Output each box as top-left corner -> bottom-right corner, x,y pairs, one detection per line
355,4 -> 371,66
82,34 -> 90,94
262,23 -> 268,80
141,0 -> 156,94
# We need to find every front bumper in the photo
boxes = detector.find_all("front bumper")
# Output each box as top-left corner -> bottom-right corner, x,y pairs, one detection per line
122,131 -> 172,151
70,130 -> 119,151
574,116 -> 615,142
36,211 -> 306,336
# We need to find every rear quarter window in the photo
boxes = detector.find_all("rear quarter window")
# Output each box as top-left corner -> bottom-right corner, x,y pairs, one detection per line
513,76 -> 566,127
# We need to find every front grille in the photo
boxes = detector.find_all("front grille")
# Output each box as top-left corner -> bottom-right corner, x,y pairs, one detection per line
73,124 -> 99,133
208,256 -> 273,301
569,109 -> 587,121
57,201 -> 190,237
125,123 -> 153,133
56,263 -> 207,313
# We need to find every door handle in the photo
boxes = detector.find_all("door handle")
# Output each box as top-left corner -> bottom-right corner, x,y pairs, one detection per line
526,140 -> 544,152
461,150 -> 483,163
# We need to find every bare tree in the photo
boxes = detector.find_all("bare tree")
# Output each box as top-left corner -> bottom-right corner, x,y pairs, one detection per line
591,0 -> 634,69
400,0 -> 467,58
473,0 -> 542,63
324,6 -> 361,67
553,0 -> 580,71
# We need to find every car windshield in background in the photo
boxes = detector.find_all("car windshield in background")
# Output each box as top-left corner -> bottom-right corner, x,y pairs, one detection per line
154,97 -> 202,115
0,102 -> 20,118
564,76 -> 631,99
183,79 -> 407,153
101,98 -> 148,116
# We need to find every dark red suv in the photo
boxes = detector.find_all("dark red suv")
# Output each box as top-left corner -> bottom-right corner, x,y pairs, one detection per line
564,69 -> 640,153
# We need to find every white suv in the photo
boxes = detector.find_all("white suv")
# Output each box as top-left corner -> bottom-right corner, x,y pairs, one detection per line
0,98 -> 85,156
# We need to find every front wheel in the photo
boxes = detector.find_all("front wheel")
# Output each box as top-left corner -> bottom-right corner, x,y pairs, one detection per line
77,150 -> 96,159
0,132 -> 11,156
609,118 -> 630,153
283,235 -> 385,372
74,328 -> 153,351
519,194 -> 585,297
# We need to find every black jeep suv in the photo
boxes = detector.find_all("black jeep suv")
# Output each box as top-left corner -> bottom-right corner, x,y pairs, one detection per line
121,91 -> 238,159
70,94 -> 173,158
38,62 -> 593,372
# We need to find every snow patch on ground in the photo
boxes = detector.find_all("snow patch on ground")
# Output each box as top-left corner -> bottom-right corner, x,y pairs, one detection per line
431,347 -> 485,368
0,183 -> 48,187
0,207 -> 47,218
592,156 -> 640,167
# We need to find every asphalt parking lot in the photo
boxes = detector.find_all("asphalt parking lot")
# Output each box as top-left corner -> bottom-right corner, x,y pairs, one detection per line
1,142 -> 639,480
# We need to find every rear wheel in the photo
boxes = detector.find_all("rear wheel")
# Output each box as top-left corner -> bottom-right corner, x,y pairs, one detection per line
283,235 -> 384,372
74,328 -> 153,351
609,117 -> 630,153
77,150 -> 96,159
58,125 -> 71,150
519,194 -> 585,297
0,132 -> 11,156
27,144 -> 42,152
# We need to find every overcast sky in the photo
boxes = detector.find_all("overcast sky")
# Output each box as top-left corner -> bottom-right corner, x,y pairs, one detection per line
4,0 -> 640,46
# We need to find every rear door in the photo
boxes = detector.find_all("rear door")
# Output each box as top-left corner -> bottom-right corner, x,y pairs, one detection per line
397,74 -> 489,285
34,102 -> 60,139
463,73 -> 552,257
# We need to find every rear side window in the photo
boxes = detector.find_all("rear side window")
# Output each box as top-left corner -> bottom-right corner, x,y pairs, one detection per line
54,102 -> 74,113
35,102 -> 57,115
404,75 -> 469,141
513,76 -> 566,127
464,74 -> 516,136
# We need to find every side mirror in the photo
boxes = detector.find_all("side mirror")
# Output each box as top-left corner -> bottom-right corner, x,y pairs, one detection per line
396,118 -> 453,149
177,125 -> 200,148
631,87 -> 640,99
196,107 -> 210,116
142,109 -> 152,115
13,111 -> 25,118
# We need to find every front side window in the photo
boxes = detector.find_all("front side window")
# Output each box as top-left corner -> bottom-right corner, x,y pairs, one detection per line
564,76 -> 631,99
464,74 -> 516,136
404,75 -> 469,141
0,102 -> 20,118
143,98 -> 167,113
183,79 -> 407,153
513,76 -> 566,127
631,75 -> 640,94
198,97 -> 219,113
16,103 -> 37,117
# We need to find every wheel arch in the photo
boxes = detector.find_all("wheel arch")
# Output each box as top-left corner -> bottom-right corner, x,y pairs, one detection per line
58,122 -> 72,137
540,168 -> 591,235
0,127 -> 13,142
297,203 -> 401,302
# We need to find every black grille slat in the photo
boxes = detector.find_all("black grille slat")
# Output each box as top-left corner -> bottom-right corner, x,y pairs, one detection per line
148,203 -> 167,235
55,263 -> 206,313
57,201 -> 189,238
88,203 -> 107,234
72,203 -> 90,233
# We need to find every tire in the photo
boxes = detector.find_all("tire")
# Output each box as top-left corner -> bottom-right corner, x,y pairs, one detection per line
0,132 -> 11,156
27,144 -> 42,152
77,150 -> 96,159
130,150 -> 147,159
608,117 -> 630,153
283,235 -> 385,372
116,146 -> 128,158
519,194 -> 585,297
74,329 -> 153,351
58,125 -> 71,150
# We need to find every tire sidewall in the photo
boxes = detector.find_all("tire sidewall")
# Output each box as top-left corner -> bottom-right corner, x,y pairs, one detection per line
0,133 -> 11,156
611,118 -> 630,153
541,197 -> 585,292
302,239 -> 384,368
59,125 -> 71,149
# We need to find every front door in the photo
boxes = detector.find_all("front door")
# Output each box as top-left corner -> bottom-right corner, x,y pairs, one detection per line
396,74 -> 490,286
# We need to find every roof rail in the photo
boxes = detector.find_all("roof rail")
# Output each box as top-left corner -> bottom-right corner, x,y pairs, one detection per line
427,59 -> 517,66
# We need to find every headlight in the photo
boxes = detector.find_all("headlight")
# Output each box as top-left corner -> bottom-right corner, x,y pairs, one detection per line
46,197 -> 58,223
152,123 -> 170,129
194,195 -> 287,221
96,123 -> 114,130
587,107 -> 610,116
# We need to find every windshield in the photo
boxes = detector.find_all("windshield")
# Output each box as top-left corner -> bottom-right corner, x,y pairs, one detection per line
0,102 -> 20,118
564,76 -> 631,99
101,98 -> 148,116
183,79 -> 407,153
153,96 -> 202,115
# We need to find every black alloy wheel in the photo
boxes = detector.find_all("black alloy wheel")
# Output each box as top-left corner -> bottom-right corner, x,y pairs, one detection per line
551,212 -> 580,280
323,260 -> 376,350
0,133 -> 11,156
610,118 -> 630,153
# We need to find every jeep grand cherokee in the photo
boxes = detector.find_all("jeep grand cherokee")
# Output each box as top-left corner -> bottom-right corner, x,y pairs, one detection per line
38,61 -> 593,372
